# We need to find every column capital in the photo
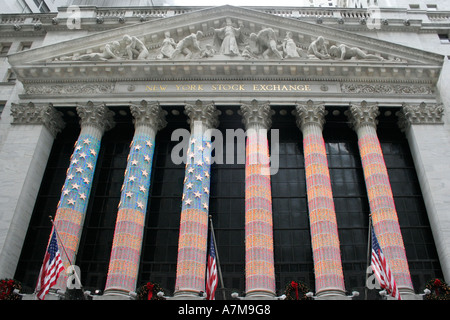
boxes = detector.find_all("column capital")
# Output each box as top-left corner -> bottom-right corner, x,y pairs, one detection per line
130,100 -> 167,131
293,100 -> 327,132
10,102 -> 65,138
239,99 -> 275,130
184,100 -> 220,130
346,101 -> 379,131
397,102 -> 444,131
76,101 -> 115,134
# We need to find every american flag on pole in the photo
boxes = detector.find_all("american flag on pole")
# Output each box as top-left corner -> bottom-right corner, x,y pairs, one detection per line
35,229 -> 65,300
205,231 -> 218,300
371,226 -> 401,300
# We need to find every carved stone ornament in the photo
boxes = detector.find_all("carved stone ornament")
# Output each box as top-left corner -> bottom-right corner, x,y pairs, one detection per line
341,83 -> 433,95
130,100 -> 168,131
346,101 -> 379,131
397,102 -> 444,131
239,99 -> 275,130
24,83 -> 116,95
10,102 -> 65,138
293,100 -> 327,132
76,101 -> 116,134
184,100 -> 221,130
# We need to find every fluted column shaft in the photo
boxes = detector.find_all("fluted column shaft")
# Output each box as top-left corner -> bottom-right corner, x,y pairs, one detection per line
294,101 -> 346,298
347,101 -> 414,295
53,102 -> 115,288
104,101 -> 167,295
174,101 -> 220,298
239,100 -> 276,299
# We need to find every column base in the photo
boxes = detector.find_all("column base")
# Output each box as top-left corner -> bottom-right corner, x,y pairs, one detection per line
315,289 -> 351,300
171,290 -> 206,300
393,288 -> 421,300
244,290 -> 276,300
102,289 -> 133,300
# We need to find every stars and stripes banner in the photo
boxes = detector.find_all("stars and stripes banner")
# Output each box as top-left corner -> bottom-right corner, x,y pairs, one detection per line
105,132 -> 156,292
206,231 -> 218,300
175,132 -> 213,292
53,133 -> 101,268
35,229 -> 65,300
371,226 -> 401,300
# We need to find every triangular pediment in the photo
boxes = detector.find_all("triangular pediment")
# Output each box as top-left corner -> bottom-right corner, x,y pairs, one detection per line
8,5 -> 444,85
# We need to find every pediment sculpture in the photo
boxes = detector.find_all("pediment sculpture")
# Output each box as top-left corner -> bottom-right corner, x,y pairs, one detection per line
52,19 -> 392,63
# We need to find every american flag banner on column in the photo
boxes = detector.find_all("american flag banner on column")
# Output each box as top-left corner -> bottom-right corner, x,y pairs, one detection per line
35,229 -> 65,300
371,226 -> 401,300
206,231 -> 218,300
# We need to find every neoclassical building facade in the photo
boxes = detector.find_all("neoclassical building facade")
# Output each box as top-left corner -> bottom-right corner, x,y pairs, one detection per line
0,4 -> 449,300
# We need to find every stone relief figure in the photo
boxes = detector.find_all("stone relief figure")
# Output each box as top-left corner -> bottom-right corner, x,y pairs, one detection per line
171,30 -> 204,59
241,45 -> 258,59
329,44 -> 384,61
156,32 -> 177,60
282,32 -> 307,59
123,35 -> 150,60
307,36 -> 330,59
57,41 -> 123,61
249,27 -> 283,60
212,18 -> 244,56
200,44 -> 216,58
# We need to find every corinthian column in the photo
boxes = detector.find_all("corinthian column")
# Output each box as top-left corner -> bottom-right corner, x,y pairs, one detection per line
53,102 -> 115,289
293,101 -> 346,299
104,101 -> 167,296
174,100 -> 220,299
239,100 -> 276,299
346,101 -> 414,298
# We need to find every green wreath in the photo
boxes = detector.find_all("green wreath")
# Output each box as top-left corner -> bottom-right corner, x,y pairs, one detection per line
0,279 -> 22,300
135,282 -> 165,300
424,278 -> 450,300
284,281 -> 312,300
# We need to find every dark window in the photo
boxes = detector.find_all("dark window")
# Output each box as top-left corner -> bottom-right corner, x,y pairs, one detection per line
0,43 -> 11,55
271,107 -> 314,294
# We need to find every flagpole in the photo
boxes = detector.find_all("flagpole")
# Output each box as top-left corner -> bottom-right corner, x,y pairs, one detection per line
49,216 -> 73,266
365,215 -> 373,300
48,215 -> 83,291
209,215 -> 226,300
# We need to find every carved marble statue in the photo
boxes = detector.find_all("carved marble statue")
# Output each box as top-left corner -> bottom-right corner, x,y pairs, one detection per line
212,19 -> 244,56
249,28 -> 283,60
57,41 -> 123,61
307,36 -> 330,59
200,44 -> 215,58
329,44 -> 384,61
157,32 -> 177,60
171,31 -> 204,59
123,35 -> 149,60
282,32 -> 307,59
242,45 -> 258,59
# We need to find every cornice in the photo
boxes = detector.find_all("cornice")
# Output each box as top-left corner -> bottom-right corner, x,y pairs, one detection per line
13,60 -> 441,86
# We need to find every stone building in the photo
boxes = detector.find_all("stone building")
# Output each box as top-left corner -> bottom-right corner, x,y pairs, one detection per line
0,2 -> 449,300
